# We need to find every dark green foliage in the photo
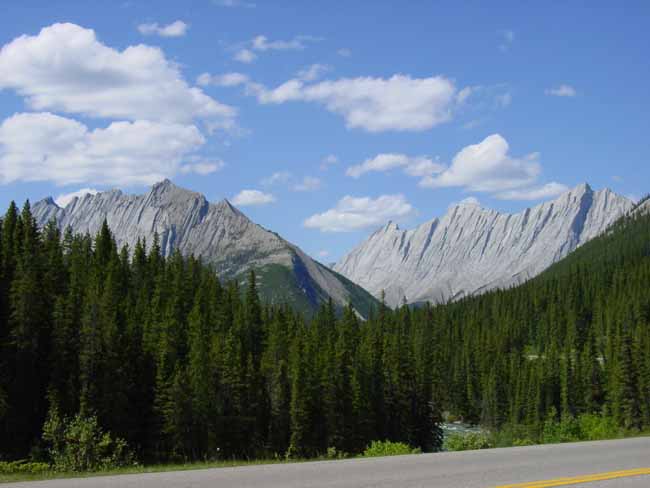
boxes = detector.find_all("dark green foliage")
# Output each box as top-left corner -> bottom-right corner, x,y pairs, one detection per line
362,440 -> 420,457
0,201 -> 648,466
42,406 -> 135,472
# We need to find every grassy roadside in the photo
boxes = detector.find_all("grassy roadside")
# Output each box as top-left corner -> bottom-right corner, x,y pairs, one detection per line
2,432 -> 649,484
0,458 -> 296,484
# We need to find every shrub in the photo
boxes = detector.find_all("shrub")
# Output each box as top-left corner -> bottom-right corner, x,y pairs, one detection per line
326,446 -> 347,459
444,432 -> 493,451
362,440 -> 420,458
0,461 -> 51,475
578,414 -> 620,441
42,408 -> 136,472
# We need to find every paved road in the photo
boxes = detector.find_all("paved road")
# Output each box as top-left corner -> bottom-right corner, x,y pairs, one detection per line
5,437 -> 650,488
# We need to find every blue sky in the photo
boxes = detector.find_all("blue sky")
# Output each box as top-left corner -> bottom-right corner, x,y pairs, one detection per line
0,1 -> 648,261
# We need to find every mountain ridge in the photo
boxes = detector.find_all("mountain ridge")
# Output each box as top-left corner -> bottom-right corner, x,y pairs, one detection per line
334,183 -> 633,307
32,179 -> 378,317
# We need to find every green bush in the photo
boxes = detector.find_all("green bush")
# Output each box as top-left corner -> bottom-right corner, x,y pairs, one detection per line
541,410 -> 621,444
325,446 -> 347,459
444,432 -> 493,451
42,408 -> 136,472
362,440 -> 420,457
577,414 -> 620,440
0,460 -> 51,475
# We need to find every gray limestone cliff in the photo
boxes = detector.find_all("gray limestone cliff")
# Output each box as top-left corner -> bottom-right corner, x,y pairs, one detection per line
32,180 -> 377,317
334,184 -> 633,307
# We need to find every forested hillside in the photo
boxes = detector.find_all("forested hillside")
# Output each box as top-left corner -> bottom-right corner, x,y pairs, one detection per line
0,201 -> 440,462
0,200 -> 649,465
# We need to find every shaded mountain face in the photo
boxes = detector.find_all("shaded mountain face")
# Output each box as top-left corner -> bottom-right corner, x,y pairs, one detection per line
32,180 -> 377,317
334,184 -> 633,307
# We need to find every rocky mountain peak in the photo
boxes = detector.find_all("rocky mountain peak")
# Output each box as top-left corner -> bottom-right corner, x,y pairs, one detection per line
334,184 -> 633,307
30,180 -> 378,317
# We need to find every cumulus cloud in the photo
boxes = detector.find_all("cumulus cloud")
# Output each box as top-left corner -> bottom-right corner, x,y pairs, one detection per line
304,194 -> 414,232
494,182 -> 569,200
346,154 -> 444,178
0,112 -> 207,186
457,196 -> 481,206
261,171 -> 292,186
545,84 -> 577,97
0,23 -> 235,125
233,34 -> 320,63
179,160 -> 225,175
420,134 -> 541,192
234,48 -> 256,63
296,63 -> 330,81
255,74 -> 457,132
137,20 -> 188,37
293,176 -> 321,192
320,154 -> 339,170
231,189 -> 276,206
55,188 -> 99,208
251,34 -> 318,51
197,72 -> 249,87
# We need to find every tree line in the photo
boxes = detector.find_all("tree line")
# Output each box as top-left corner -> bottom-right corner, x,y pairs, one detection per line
0,200 -> 649,463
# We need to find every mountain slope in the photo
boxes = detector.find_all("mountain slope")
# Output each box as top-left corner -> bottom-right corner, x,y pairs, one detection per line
334,184 -> 633,307
32,180 -> 378,317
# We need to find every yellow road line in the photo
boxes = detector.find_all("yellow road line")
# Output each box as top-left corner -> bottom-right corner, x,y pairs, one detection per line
494,467 -> 650,487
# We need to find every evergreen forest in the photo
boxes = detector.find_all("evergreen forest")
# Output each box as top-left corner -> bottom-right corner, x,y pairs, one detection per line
0,200 -> 649,465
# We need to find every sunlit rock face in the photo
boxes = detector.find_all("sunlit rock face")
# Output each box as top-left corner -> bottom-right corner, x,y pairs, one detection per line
33,179 -> 377,317
334,184 -> 633,307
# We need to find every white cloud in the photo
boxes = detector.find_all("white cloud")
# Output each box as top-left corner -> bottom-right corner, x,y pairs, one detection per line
420,134 -> 541,192
462,119 -> 482,130
337,48 -> 352,57
231,189 -> 276,206
213,0 -> 255,7
346,154 -> 444,178
545,84 -> 577,97
318,250 -> 330,258
494,182 -> 569,200
320,154 -> 339,170
296,63 -> 330,81
499,29 -> 515,52
458,196 -> 481,206
448,196 -> 481,209
251,34 -> 318,52
256,74 -> 457,132
179,160 -> 225,175
261,171 -> 292,186
293,176 -> 321,192
456,86 -> 475,104
55,188 -> 99,208
233,34 -> 321,63
496,92 -> 512,107
261,172 -> 321,192
234,48 -> 257,63
403,157 -> 445,177
197,72 -> 249,87
137,20 -> 188,37
0,23 -> 235,126
304,194 -> 414,232
0,112 -> 207,186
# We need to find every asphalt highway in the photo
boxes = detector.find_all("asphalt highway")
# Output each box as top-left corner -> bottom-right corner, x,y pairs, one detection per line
5,436 -> 650,488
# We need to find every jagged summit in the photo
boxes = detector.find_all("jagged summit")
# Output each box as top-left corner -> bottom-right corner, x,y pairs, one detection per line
32,181 -> 377,317
334,184 -> 633,307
